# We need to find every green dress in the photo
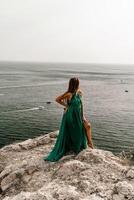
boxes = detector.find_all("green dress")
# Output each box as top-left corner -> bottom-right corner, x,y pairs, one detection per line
43,91 -> 88,162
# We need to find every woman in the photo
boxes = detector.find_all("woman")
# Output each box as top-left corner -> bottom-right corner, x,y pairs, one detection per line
43,77 -> 94,162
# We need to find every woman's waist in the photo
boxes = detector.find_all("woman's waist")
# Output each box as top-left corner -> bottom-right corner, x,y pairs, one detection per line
68,101 -> 81,106
67,104 -> 81,110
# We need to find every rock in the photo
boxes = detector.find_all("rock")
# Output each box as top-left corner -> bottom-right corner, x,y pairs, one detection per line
0,159 -> 41,192
3,183 -> 80,200
87,194 -> 104,200
2,191 -> 47,200
0,164 -> 4,174
54,160 -> 89,180
0,130 -> 133,200
113,181 -> 134,199
1,144 -> 22,152
126,167 -> 134,179
49,130 -> 59,138
1,134 -> 53,152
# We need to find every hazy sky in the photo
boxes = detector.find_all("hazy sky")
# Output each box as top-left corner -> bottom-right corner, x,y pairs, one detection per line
1,0 -> 134,64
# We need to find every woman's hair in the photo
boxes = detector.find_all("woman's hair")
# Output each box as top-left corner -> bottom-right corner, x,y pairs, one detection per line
67,77 -> 79,93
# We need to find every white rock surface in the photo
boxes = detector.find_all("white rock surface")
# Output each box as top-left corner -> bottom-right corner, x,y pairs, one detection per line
0,130 -> 133,200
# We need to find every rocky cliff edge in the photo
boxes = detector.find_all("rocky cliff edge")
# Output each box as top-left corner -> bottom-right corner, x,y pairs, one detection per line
0,131 -> 134,200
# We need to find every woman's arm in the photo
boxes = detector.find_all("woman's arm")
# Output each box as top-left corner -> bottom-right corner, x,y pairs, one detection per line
55,92 -> 72,107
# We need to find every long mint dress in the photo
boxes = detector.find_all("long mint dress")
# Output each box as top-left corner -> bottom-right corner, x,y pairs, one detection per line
43,92 -> 88,162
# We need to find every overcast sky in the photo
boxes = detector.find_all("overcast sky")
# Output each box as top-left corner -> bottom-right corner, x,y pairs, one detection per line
1,0 -> 134,64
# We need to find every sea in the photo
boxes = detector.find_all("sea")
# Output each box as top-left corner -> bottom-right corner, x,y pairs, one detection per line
0,61 -> 134,154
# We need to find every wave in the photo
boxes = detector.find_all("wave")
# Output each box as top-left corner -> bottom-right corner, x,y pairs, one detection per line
3,106 -> 45,114
0,93 -> 4,96
0,80 -> 66,89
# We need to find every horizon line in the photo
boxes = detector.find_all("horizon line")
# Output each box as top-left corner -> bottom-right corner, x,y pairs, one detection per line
0,60 -> 134,66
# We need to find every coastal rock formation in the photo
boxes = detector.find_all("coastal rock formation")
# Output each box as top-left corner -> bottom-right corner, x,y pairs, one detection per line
0,131 -> 133,200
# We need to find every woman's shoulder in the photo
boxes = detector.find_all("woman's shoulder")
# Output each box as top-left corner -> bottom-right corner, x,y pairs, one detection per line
63,90 -> 83,98
77,89 -> 83,96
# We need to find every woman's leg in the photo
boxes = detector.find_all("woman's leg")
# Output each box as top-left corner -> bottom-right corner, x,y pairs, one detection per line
83,119 -> 94,149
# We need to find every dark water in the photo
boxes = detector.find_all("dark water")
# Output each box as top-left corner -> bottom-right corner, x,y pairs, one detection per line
0,62 -> 134,154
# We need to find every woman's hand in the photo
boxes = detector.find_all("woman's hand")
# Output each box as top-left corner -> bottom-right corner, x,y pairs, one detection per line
83,116 -> 87,122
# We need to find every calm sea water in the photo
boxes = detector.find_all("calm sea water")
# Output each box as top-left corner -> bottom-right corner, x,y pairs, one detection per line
0,62 -> 134,154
